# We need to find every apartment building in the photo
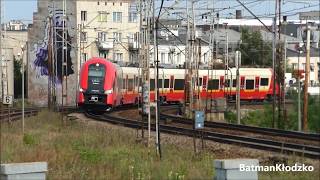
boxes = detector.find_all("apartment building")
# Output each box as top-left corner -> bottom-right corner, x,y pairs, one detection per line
77,0 -> 139,65
2,20 -> 27,31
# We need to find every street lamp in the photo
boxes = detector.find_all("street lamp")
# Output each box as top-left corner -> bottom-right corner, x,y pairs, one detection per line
18,44 -> 26,134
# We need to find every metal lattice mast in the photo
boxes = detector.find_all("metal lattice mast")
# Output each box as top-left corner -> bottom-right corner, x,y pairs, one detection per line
0,0 -> 2,102
61,0 -> 67,119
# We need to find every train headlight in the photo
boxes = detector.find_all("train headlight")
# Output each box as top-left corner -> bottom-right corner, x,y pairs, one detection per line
79,88 -> 85,93
104,89 -> 113,95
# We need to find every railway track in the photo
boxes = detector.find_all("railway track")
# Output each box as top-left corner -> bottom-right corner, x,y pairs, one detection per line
85,111 -> 320,159
160,113 -> 320,142
0,108 -> 39,122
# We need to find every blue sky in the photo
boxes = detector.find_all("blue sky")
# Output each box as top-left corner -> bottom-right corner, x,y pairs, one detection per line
2,0 -> 37,23
1,0 -> 319,24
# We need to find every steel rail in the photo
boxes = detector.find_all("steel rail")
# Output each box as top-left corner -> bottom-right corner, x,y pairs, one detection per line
0,110 -> 39,121
160,113 -> 320,142
85,112 -> 320,159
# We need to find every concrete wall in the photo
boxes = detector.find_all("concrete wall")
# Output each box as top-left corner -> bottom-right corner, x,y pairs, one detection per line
0,48 -> 14,100
27,0 -> 78,106
2,31 -> 28,60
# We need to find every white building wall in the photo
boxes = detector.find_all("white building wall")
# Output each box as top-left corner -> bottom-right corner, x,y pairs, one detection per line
150,44 -> 211,66
76,0 -> 139,68
0,48 -> 14,100
287,56 -> 320,85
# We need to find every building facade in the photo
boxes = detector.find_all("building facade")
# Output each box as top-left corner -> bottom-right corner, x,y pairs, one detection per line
2,20 -> 27,31
77,0 -> 139,66
27,0 -> 139,106
287,48 -> 320,86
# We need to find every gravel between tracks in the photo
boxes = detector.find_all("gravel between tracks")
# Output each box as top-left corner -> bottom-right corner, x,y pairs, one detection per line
69,112 -> 319,168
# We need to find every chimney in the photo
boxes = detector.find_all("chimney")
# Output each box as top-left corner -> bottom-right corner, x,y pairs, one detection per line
236,10 -> 242,19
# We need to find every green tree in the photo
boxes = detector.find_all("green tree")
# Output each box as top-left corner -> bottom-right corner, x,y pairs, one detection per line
239,28 -> 272,66
13,58 -> 26,99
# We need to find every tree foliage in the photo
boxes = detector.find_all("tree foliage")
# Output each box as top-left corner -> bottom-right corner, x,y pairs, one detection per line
239,28 -> 272,66
13,58 -> 26,99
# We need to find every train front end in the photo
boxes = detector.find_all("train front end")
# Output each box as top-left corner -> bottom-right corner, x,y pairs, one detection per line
78,58 -> 115,111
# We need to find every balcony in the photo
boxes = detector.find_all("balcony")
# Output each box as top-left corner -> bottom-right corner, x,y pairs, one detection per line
128,41 -> 139,51
97,40 -> 113,50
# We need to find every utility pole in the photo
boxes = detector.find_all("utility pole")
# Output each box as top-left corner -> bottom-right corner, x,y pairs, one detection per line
297,44 -> 302,131
236,51 -> 241,124
154,0 -> 161,158
277,0 -> 282,128
272,16 -> 277,128
0,0 -> 2,102
303,22 -> 311,132
61,0 -> 68,122
283,15 -> 287,124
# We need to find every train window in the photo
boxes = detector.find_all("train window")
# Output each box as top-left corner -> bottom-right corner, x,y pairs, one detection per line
261,78 -> 269,86
197,78 -> 202,86
208,79 -> 219,90
158,79 -> 163,88
232,79 -> 236,87
135,76 -> 139,87
164,79 -> 169,88
174,79 -> 184,90
225,79 -> 231,87
128,79 -> 134,91
122,79 -> 126,89
88,65 -> 105,77
150,79 -> 155,91
246,80 -> 254,90
139,78 -> 142,86
203,76 -> 207,88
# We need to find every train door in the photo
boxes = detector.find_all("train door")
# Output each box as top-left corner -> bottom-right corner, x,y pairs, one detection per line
220,76 -> 224,91
170,75 -> 174,93
240,76 -> 245,99
255,76 -> 260,92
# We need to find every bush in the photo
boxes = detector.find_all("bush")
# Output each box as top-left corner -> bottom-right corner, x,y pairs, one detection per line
23,133 -> 38,146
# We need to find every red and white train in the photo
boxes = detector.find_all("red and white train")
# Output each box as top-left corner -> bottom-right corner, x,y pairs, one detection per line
78,57 -> 279,111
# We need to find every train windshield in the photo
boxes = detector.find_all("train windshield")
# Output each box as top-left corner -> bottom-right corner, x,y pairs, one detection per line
87,64 -> 106,94
88,64 -> 105,77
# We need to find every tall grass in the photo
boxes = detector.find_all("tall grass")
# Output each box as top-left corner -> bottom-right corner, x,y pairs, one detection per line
1,111 -> 213,179
1,110 -> 318,179
225,96 -> 320,133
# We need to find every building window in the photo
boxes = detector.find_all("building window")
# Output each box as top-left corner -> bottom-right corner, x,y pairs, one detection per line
113,12 -> 122,23
150,53 -> 153,61
115,53 -> 123,62
81,11 -> 87,21
177,53 -> 181,64
203,53 -> 207,63
81,53 -> 87,64
161,53 -> 165,63
127,33 -> 134,43
129,12 -> 137,23
97,1 -> 100,5
168,53 -> 173,64
99,51 -> 107,58
98,11 -> 108,22
80,32 -> 87,42
310,63 -> 314,72
292,63 -> 298,70
105,2 -> 107,5
113,32 -> 122,42
98,32 -> 107,42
